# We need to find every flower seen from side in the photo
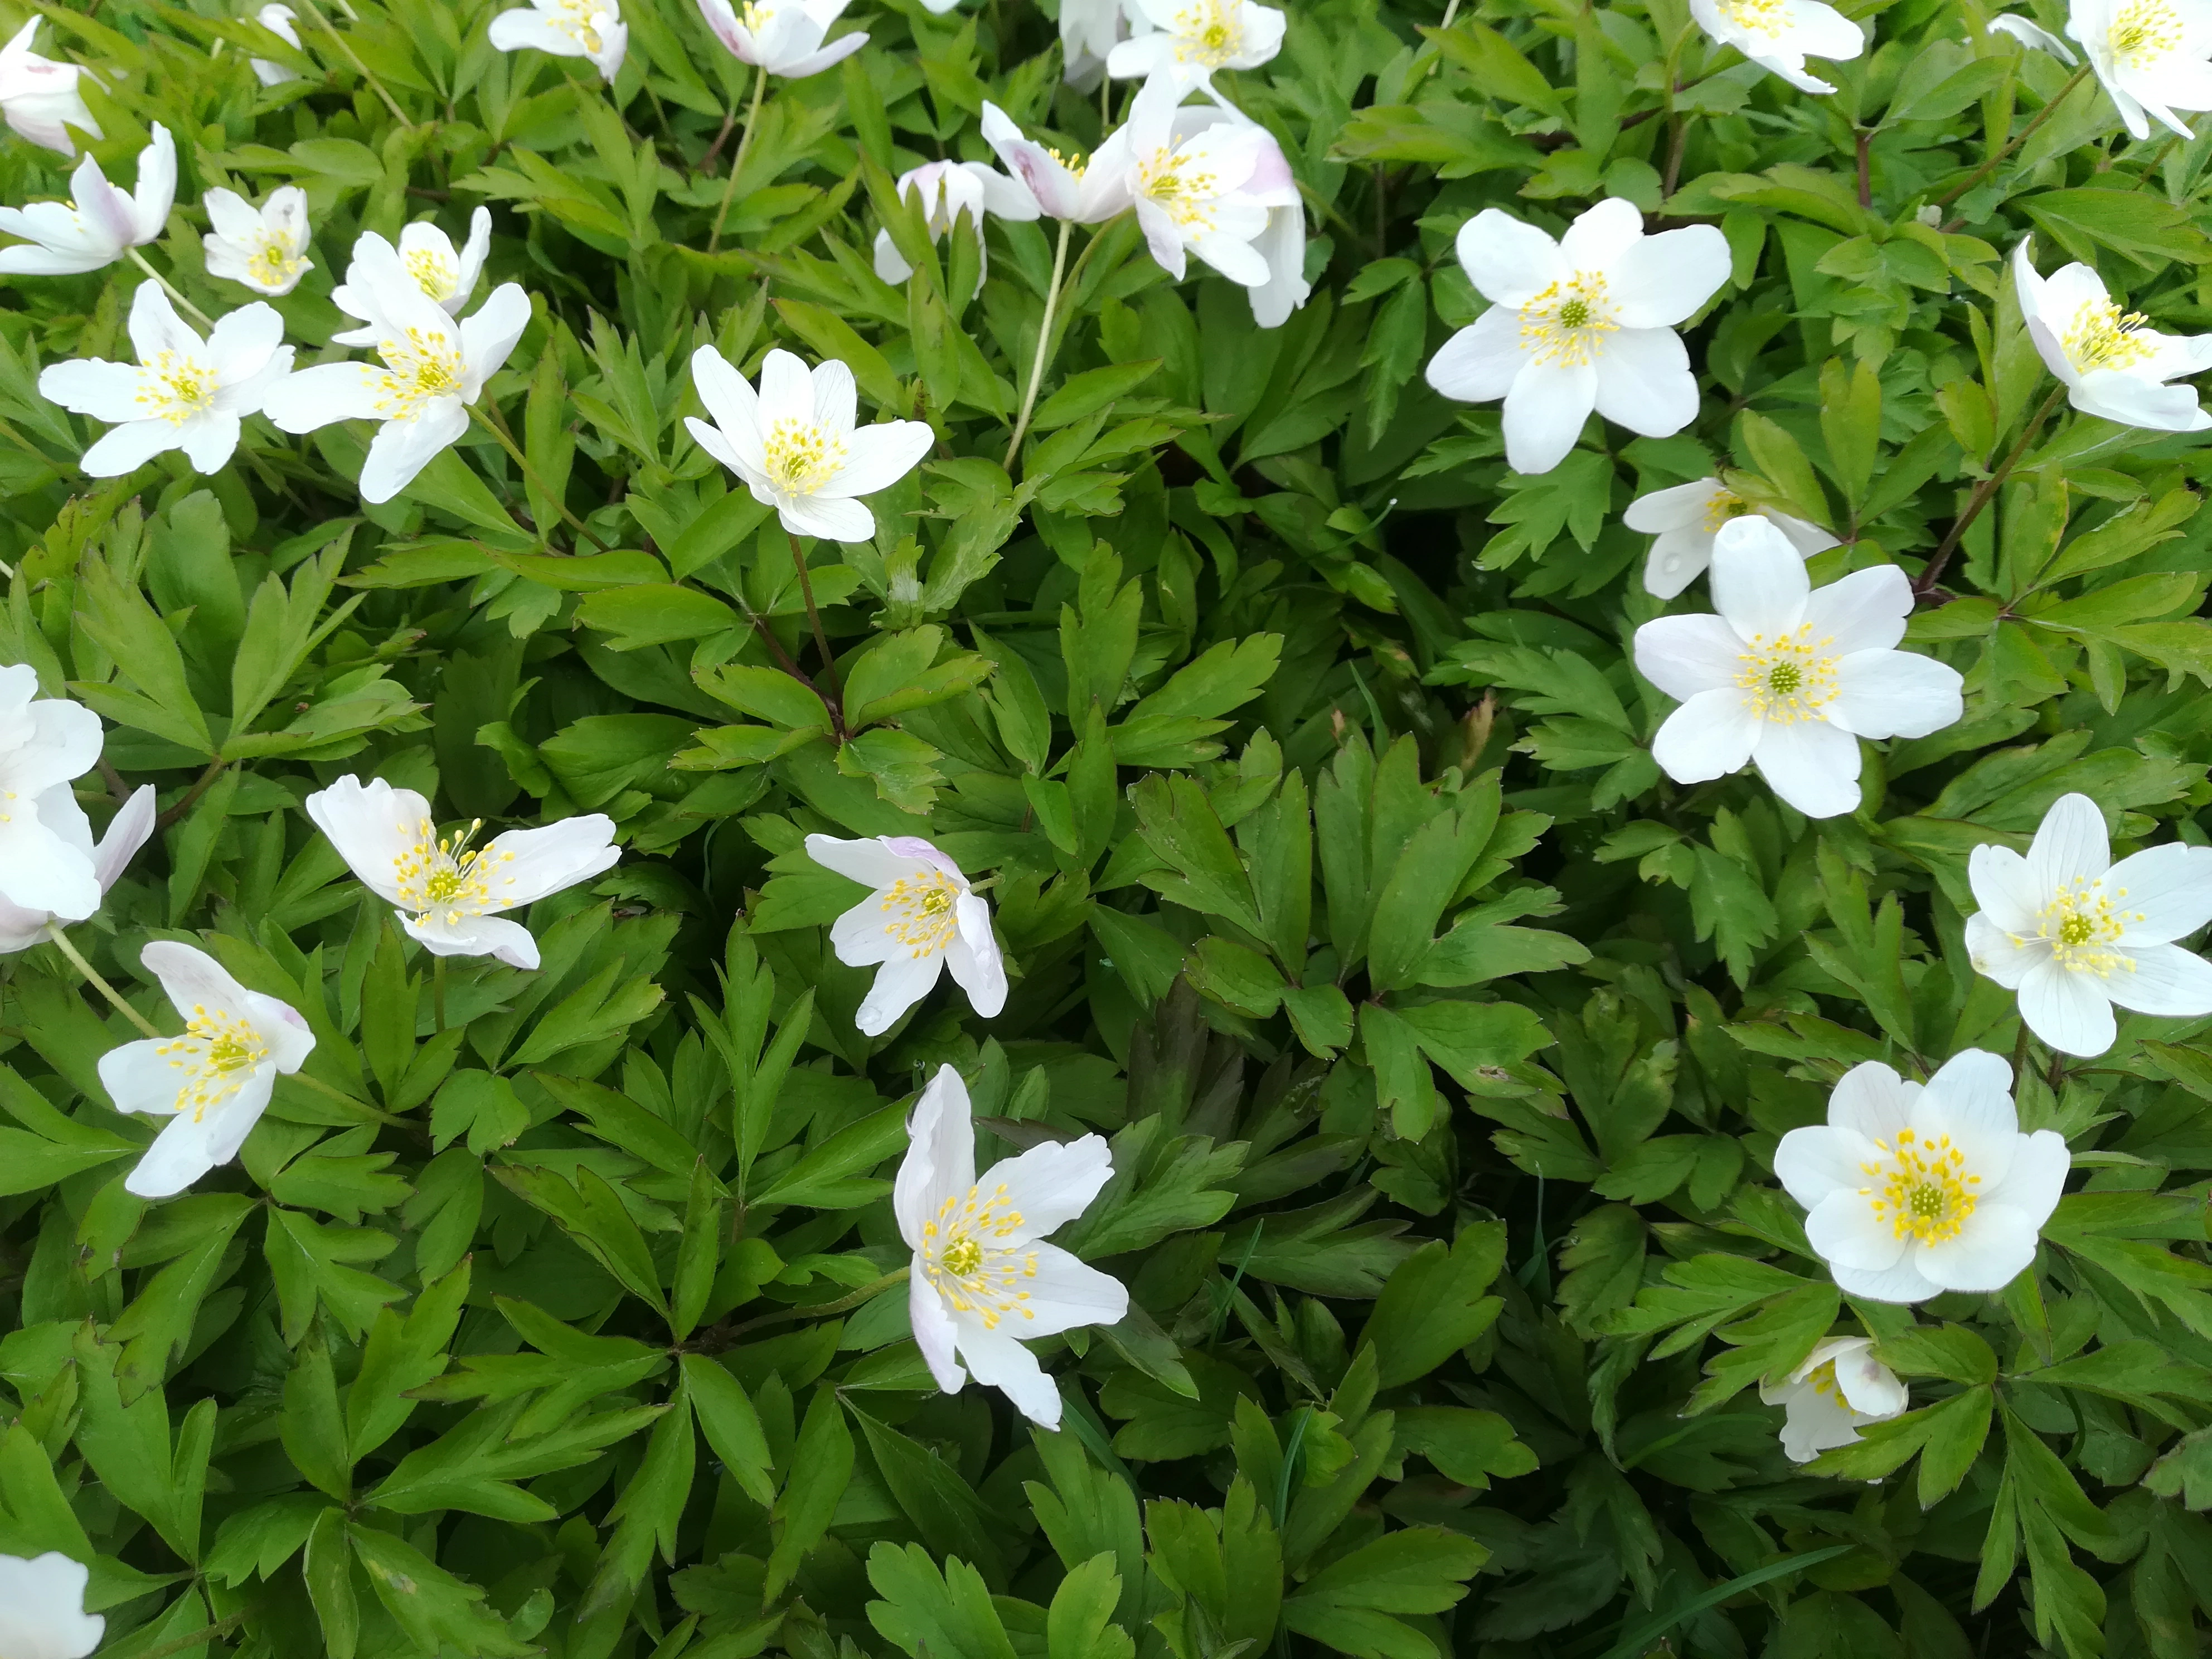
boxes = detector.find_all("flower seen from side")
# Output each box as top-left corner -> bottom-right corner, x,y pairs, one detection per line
693,0 -> 867,77
489,0 -> 629,82
1625,477 -> 1840,599
1964,792 -> 2212,1057
686,346 -> 934,542
0,18 -> 103,156
2071,0 -> 2212,137
896,1064 -> 1128,1428
201,184 -> 313,296
1106,0 -> 1288,95
305,775 -> 621,970
1060,0 -> 1136,84
1776,1050 -> 2068,1303
0,666 -> 114,927
1119,75 -> 1301,294
101,940 -> 317,1199
1760,1337 -> 1909,1462
0,1552 -> 105,1659
872,158 -> 1040,284
0,784 -> 155,953
0,122 -> 176,276
808,833 -> 1007,1035
1632,517 -> 1963,819
330,208 -> 494,345
979,100 -> 1134,223
1690,0 -> 1864,93
2014,236 -> 2212,430
1424,197 -> 1730,476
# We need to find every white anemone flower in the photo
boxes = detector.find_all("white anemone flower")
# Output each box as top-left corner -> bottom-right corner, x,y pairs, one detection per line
1760,1337 -> 1909,1463
0,1553 -> 104,1659
1106,0 -> 1288,97
685,346 -> 933,542
0,784 -> 154,954
2014,238 -> 2212,430
1424,197 -> 1730,476
330,208 -> 494,345
1775,1050 -> 2068,1304
1626,477 -> 1841,599
1121,74 -> 1300,292
807,833 -> 1007,1035
873,159 -> 1039,284
1632,518 -> 1963,820
0,667 -> 109,925
248,4 -> 304,86
979,101 -> 1135,224
896,1065 -> 1127,1428
1153,98 -> 1311,326
201,185 -> 313,296
2069,0 -> 2212,137
1964,793 -> 2212,1057
263,276 -> 531,504
39,284 -> 294,478
693,0 -> 868,78
1690,0 -> 1863,94
0,122 -> 175,276
489,0 -> 628,82
304,775 -> 620,971
101,941 -> 316,1198
1061,0 -> 1136,85
0,20 -> 103,157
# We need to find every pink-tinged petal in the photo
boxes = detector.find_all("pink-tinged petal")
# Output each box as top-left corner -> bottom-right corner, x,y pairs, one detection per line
1826,649 -> 1962,740
2025,793 -> 2109,890
2107,842 -> 2212,943
2106,942 -> 2212,1017
1454,208 -> 1566,307
1709,517 -> 1811,639
1651,687 -> 1759,784
1750,717 -> 1861,819
2017,957 -> 2116,1056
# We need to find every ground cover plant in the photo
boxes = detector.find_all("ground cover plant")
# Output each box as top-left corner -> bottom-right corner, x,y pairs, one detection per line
7,0 -> 2212,1651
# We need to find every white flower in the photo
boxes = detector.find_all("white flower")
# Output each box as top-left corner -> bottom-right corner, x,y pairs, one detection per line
249,4 -> 304,86
1424,198 -> 1730,476
329,208 -> 493,346
1121,75 -> 1300,291
1633,518 -> 1963,819
1988,11 -> 2077,59
202,185 -> 313,295
693,0 -> 867,78
263,275 -> 531,504
896,1065 -> 1127,1428
807,833 -> 1007,1034
0,122 -> 175,276
2068,0 -> 2212,137
1776,1050 -> 2068,1303
40,284 -> 293,478
1760,1337 -> 1909,1463
0,1553 -> 104,1659
100,940 -> 316,1199
304,775 -> 620,970
685,346 -> 933,542
0,20 -> 102,157
2014,237 -> 2212,431
0,786 -> 154,954
1061,0 -> 1136,84
1106,0 -> 1287,95
489,0 -> 628,82
1964,793 -> 2212,1057
873,159 -> 1039,284
1146,96 -> 1310,325
1690,0 -> 1863,94
0,667 -> 106,927
1625,477 -> 1840,599
979,100 -> 1134,224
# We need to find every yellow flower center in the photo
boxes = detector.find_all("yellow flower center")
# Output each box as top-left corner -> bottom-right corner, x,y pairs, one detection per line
2110,0 -> 2181,64
390,816 -> 517,926
1518,271 -> 1619,368
374,327 -> 468,420
1136,147 -> 1221,229
740,1 -> 775,30
763,416 -> 848,497
1170,0 -> 1244,64
549,0 -> 605,50
1860,1127 -> 1981,1245
920,1182 -> 1036,1330
877,870 -> 963,959
2062,298 -> 2157,372
138,350 -> 221,425
1047,145 -> 1088,176
158,1003 -> 270,1121
405,246 -> 460,303
1700,488 -> 1754,533
248,232 -> 304,288
1804,1358 -> 1841,1399
1718,0 -> 1791,36
1733,624 -> 1839,723
2020,874 -> 2142,976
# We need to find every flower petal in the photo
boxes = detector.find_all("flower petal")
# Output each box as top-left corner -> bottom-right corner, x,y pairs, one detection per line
1982,1129 -> 2069,1228
1966,910 -> 2039,988
2026,793 -> 2109,891
826,420 -> 933,498
992,1133 -> 1113,1241
1624,478 -> 1724,533
807,832 -> 933,889
1827,1254 -> 1941,1304
857,950 -> 943,1036
1826,649 -> 1963,741
2017,957 -> 2117,1056
908,1272 -> 966,1393
1774,1122 -> 1881,1209
1651,686 -> 1759,784
1500,357 -> 1595,474
1591,326 -> 1699,438
479,814 -> 620,905
1454,208 -> 1565,308
1634,613 -> 1744,701
2106,941 -> 2212,1017
1968,842 -> 2041,934
1016,1240 -> 1129,1336
1912,1204 -> 2040,1293
1604,225 -> 1729,329
1828,1060 -> 1912,1144
1423,304 -> 1523,404
950,1320 -> 1062,1427
1751,716 -> 1862,819
1804,1188 -> 1910,1272
303,774 -> 425,905
1709,517 -> 1811,639
2106,843 -> 2212,943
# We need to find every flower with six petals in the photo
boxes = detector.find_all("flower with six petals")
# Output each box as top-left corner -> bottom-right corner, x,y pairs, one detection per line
1105,0 -> 1287,96
330,209 -> 494,346
0,667 -> 120,929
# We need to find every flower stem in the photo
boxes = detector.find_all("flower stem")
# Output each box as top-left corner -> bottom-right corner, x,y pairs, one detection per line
1913,383 -> 2068,600
290,0 -> 411,127
468,404 -> 611,554
433,954 -> 447,1034
1933,61 -> 2091,213
785,529 -> 845,730
125,249 -> 214,331
708,66 -> 768,255
45,924 -> 162,1040
1003,217 -> 1073,472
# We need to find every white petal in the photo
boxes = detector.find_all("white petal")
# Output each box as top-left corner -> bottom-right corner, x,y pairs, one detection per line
261,362 -> 392,432
1500,358 -> 1595,474
1826,649 -> 1963,741
2070,369 -> 2210,431
1634,613 -> 1744,701
1651,687 -> 1759,784
99,1038 -> 182,1118
944,891 -> 1006,1017
1559,196 -> 1645,274
1751,717 -> 1861,818
1966,912 -> 2041,988
1014,1241 -> 1128,1335
2107,843 -> 2212,943
1968,843 -> 2041,934
1774,1122 -> 1880,1208
825,420 -> 933,497
1624,478 -> 1725,534
125,1117 -> 224,1198
909,1273 -> 966,1393
952,1320 -> 1063,1427
2107,942 -> 2212,1017
404,911 -> 540,968
807,832 -> 934,889
1804,1188 -> 1911,1272
895,1064 -> 976,1245
1643,528 -> 1714,600
478,814 -> 620,905
38,358 -> 146,423
0,816 -> 99,919
1830,1061 -> 1913,1142
1454,208 -> 1566,308
1591,327 -> 1699,438
991,1134 -> 1113,1241
1913,1205 -> 2040,1293
0,1554 -> 101,1659
303,775 -> 424,904
77,419 -> 182,477
2017,958 -> 2117,1056
1983,1131 -> 2069,1227
1424,305 -> 1524,404
1605,225 -> 1730,328
780,489 -> 874,542
1709,517 -> 1811,638
1801,563 -> 1911,656
358,399 -> 469,504
755,348 -> 814,429
2026,793 -> 2109,890
856,951 -> 943,1035
93,785 -> 157,892
1827,1255 -> 1941,1304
